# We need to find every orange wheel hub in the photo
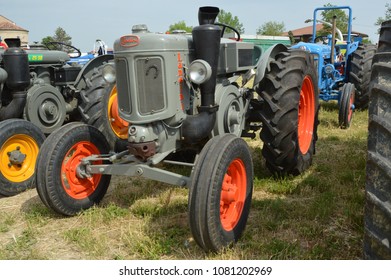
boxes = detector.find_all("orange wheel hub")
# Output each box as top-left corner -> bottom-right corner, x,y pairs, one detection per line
220,159 -> 247,231
61,141 -> 102,199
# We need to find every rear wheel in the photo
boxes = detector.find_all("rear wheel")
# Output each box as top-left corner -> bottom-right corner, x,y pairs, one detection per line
364,20 -> 391,259
348,44 -> 376,109
338,83 -> 355,129
257,49 -> 319,176
35,122 -> 111,216
78,65 -> 128,152
189,134 -> 253,252
0,119 -> 45,196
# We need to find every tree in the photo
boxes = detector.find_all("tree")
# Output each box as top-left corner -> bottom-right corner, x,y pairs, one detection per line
41,27 -> 72,51
168,21 -> 192,33
375,3 -> 391,33
217,9 -> 244,34
256,21 -> 285,36
319,3 -> 349,36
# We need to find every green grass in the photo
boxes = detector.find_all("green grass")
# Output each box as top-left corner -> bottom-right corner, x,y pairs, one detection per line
0,102 -> 368,259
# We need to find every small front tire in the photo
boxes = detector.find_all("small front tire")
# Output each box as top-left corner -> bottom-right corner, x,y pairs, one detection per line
189,134 -> 253,252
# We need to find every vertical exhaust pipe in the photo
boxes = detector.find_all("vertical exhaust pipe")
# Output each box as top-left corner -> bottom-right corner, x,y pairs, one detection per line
182,6 -> 221,143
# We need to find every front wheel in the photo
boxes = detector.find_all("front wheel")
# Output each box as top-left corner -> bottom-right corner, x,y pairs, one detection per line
35,122 -> 111,216
339,83 -> 355,129
0,119 -> 45,196
189,134 -> 253,252
257,49 -> 319,176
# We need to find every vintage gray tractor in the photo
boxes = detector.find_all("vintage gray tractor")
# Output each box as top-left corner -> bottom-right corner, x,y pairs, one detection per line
35,6 -> 319,252
0,39 -> 127,196
364,20 -> 391,259
291,6 -> 376,128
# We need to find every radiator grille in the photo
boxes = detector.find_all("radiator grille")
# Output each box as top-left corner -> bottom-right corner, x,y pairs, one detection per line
136,57 -> 165,114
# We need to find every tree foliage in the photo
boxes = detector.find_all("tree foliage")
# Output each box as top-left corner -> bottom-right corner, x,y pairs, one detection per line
319,3 -> 349,36
217,9 -> 244,34
375,3 -> 391,33
256,21 -> 285,36
168,21 -> 193,33
41,27 -> 72,51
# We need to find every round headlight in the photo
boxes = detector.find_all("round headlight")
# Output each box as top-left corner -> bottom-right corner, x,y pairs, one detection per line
189,59 -> 212,85
324,64 -> 334,75
102,64 -> 116,84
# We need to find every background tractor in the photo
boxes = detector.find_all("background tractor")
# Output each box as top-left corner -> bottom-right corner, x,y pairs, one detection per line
364,20 -> 391,259
291,6 -> 376,128
35,6 -> 319,252
0,38 -> 126,196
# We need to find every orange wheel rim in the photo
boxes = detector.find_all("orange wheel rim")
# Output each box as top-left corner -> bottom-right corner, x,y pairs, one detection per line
108,85 -> 128,139
220,158 -> 247,231
298,76 -> 315,154
0,134 -> 39,183
61,141 -> 102,199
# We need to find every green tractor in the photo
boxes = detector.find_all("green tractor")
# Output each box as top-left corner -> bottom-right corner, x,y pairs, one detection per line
363,20 -> 391,259
0,39 -> 127,196
35,6 -> 319,252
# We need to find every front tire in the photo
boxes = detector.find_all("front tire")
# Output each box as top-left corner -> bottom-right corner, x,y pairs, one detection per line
189,134 -> 253,252
257,49 -> 319,176
338,83 -> 355,129
0,119 -> 45,196
35,122 -> 111,216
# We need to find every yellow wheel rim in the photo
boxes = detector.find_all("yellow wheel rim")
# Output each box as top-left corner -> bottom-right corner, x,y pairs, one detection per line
0,134 -> 39,183
107,85 -> 128,139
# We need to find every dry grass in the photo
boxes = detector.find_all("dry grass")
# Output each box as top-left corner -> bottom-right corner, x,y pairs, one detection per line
0,102 -> 368,260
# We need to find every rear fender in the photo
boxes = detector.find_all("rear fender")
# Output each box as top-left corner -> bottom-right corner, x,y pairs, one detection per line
253,43 -> 288,87
74,54 -> 114,90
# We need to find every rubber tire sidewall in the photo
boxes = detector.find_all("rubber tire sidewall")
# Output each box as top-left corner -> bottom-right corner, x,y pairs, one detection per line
0,119 -> 45,196
258,49 -> 319,176
36,122 -> 111,216
189,134 -> 253,252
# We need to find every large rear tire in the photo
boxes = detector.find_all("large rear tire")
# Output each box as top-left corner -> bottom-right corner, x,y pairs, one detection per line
189,134 -> 253,252
0,119 -> 45,196
78,64 -> 128,152
35,122 -> 111,216
364,20 -> 391,259
257,49 -> 319,176
348,44 -> 376,109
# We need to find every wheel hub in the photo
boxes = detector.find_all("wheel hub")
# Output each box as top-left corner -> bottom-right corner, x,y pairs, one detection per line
7,147 -> 26,166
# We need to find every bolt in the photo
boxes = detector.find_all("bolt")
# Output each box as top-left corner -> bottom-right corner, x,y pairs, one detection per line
136,167 -> 143,176
8,163 -> 12,168
16,146 -> 20,150
7,152 -> 11,156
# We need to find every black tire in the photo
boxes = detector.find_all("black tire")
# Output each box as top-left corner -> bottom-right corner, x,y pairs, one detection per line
0,119 -> 45,196
364,20 -> 391,259
338,83 -> 355,129
257,49 -> 319,176
35,122 -> 111,216
189,134 -> 253,252
348,44 -> 376,109
78,64 -> 128,152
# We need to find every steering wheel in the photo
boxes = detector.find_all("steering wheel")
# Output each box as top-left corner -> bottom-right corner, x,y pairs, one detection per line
45,41 -> 82,57
314,36 -> 329,44
214,23 -> 241,41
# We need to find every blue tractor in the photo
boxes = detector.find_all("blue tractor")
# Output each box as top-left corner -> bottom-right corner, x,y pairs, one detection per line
291,6 -> 376,128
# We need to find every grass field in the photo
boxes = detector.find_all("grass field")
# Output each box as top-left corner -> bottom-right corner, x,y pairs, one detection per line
0,102 -> 368,260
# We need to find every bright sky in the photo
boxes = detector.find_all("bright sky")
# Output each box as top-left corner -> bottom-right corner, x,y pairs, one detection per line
2,0 -> 388,52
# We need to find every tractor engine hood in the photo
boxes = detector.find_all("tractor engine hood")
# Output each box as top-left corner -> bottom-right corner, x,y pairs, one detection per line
293,42 -> 332,60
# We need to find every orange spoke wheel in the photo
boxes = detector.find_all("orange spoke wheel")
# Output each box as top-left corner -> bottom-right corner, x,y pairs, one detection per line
189,135 -> 253,252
